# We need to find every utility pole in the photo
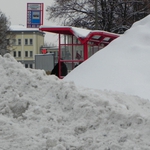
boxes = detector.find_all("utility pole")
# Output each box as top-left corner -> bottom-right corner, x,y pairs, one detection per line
95,0 -> 98,30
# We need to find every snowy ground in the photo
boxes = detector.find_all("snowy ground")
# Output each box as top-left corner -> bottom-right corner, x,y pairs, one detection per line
1,15 -> 150,150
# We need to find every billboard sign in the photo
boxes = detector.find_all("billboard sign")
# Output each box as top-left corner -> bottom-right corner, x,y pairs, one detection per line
27,3 -> 44,28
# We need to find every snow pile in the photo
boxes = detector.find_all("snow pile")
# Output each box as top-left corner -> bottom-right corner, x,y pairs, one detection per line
2,14 -> 150,150
0,54 -> 150,150
64,15 -> 150,101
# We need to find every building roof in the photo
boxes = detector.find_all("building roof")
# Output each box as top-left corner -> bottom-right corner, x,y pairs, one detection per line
10,25 -> 44,33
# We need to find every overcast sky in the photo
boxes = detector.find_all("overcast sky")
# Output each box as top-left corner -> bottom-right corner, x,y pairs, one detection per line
0,0 -> 59,44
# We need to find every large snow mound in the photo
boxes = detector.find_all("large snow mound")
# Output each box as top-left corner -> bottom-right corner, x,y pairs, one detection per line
64,15 -> 150,100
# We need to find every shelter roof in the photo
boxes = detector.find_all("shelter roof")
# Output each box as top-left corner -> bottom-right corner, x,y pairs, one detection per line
39,25 -> 120,44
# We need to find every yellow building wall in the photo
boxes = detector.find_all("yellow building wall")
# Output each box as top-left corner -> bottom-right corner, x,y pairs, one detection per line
10,30 -> 45,68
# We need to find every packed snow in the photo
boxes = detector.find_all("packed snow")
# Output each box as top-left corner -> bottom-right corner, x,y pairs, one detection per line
1,15 -> 150,150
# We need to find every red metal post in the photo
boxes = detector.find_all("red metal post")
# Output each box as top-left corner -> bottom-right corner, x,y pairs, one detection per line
84,42 -> 88,60
72,35 -> 74,69
58,33 -> 61,78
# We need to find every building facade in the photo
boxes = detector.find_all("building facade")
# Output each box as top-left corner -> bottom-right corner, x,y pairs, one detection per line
9,25 -> 45,68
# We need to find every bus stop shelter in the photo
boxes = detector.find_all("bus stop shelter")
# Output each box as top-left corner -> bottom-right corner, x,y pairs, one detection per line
39,26 -> 120,78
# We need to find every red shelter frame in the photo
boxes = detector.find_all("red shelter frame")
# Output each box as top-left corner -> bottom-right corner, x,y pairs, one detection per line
39,26 -> 120,78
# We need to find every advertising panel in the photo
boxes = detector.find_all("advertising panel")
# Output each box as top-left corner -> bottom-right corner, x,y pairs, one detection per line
27,3 -> 44,28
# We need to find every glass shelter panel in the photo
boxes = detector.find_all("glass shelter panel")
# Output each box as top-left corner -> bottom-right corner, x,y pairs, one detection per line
60,44 -> 84,72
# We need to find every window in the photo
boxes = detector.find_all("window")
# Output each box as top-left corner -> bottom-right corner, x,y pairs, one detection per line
25,39 -> 28,45
29,39 -> 33,45
13,51 -> 16,57
25,64 -> 33,68
30,51 -> 33,57
18,39 -> 21,45
25,64 -> 28,68
18,51 -> 21,57
12,39 -> 16,45
29,64 -> 33,68
25,51 -> 28,57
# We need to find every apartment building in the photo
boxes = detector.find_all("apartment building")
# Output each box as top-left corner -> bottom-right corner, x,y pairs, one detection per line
9,25 -> 45,68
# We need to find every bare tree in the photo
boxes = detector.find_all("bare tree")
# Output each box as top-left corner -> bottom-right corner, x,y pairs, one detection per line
46,0 -> 150,33
43,42 -> 57,47
113,0 -> 150,33
46,0 -> 95,28
0,10 -> 13,56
